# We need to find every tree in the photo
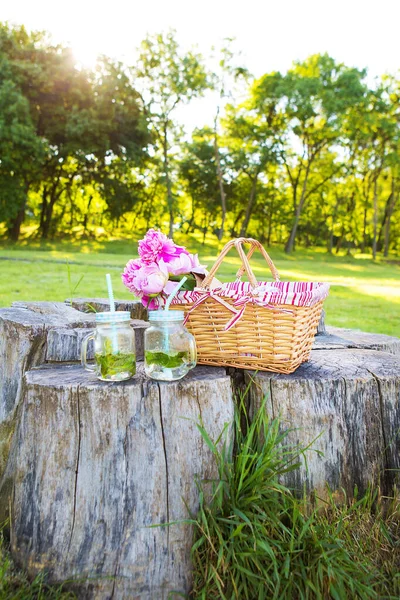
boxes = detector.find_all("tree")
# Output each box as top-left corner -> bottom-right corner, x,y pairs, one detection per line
134,31 -> 212,237
0,24 -> 46,239
0,23 -> 151,240
222,105 -> 279,236
211,40 -> 250,240
35,54 -> 150,239
180,127 -> 228,239
253,55 -> 367,253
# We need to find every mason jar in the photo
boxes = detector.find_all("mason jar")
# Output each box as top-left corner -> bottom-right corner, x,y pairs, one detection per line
81,312 -> 136,381
144,310 -> 197,381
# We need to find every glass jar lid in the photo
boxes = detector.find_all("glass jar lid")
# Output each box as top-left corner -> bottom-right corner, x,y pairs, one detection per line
95,311 -> 131,323
148,310 -> 185,322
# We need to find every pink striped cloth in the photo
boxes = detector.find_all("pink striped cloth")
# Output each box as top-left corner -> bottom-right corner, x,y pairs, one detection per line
168,280 -> 330,308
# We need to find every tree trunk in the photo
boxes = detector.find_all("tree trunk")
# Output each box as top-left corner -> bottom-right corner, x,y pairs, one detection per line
377,194 -> 391,251
285,160 -> 311,253
41,201 -> 55,239
162,124 -> 174,239
39,187 -> 48,233
335,233 -> 344,254
0,303 -> 95,507
67,298 -> 148,320
328,229 -> 334,254
40,184 -> 60,240
214,112 -> 227,241
185,200 -> 196,234
328,195 -> 341,253
361,207 -> 368,254
372,175 -> 378,260
240,169 -> 259,237
285,202 -> 302,254
230,210 -> 244,237
83,195 -> 93,232
384,176 -> 397,257
7,203 -> 26,241
266,196 -> 274,246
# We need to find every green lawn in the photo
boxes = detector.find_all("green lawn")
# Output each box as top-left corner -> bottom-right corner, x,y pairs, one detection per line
0,235 -> 399,337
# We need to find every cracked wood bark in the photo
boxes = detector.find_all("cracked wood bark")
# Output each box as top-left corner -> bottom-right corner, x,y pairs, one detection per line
9,364 -> 234,600
320,326 -> 400,355
0,304 -> 93,470
0,302 -> 148,486
246,348 -> 400,499
11,301 -> 95,325
0,305 -> 90,486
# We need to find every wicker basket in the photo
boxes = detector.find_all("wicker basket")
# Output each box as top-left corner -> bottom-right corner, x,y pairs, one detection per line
170,238 -> 329,374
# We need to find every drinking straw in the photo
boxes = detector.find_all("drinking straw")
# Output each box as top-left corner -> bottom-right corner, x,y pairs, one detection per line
106,273 -> 116,312
106,273 -> 118,352
165,276 -> 187,310
163,276 -> 187,355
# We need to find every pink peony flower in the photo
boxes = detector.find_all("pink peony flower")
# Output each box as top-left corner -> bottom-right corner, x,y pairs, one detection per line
164,252 -> 194,276
122,258 -> 144,296
164,252 -> 207,277
131,260 -> 169,297
138,229 -> 189,264
122,229 -> 207,303
189,253 -> 207,275
163,280 -> 180,296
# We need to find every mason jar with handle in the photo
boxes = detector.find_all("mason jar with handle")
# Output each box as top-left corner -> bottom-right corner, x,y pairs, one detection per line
144,310 -> 196,381
81,311 -> 136,381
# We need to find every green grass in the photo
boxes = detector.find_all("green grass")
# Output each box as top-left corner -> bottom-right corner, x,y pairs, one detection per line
0,234 -> 399,337
189,395 -> 400,599
0,529 -> 76,599
1,394 -> 399,598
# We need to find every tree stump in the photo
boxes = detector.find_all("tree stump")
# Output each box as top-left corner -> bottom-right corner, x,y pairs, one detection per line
8,364 -> 234,599
317,325 -> 400,356
1,299 -> 400,597
0,302 -> 148,490
45,320 -> 148,363
67,298 -> 148,321
246,348 -> 400,499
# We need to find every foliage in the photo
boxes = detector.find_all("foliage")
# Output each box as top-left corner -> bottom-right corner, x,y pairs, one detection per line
133,30 -> 213,237
0,23 -> 399,255
0,22 -> 150,240
189,396 -> 400,599
0,25 -> 46,238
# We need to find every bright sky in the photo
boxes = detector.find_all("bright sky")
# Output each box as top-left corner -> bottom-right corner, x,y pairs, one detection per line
2,0 -> 400,129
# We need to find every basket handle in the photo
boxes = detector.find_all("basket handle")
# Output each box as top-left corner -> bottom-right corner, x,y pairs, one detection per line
199,238 -> 280,289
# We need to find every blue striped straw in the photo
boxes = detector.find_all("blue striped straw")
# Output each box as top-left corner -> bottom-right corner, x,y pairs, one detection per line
106,273 -> 118,352
165,276 -> 187,311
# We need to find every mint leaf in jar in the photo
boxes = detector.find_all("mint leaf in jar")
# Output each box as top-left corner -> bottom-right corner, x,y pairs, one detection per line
145,350 -> 189,369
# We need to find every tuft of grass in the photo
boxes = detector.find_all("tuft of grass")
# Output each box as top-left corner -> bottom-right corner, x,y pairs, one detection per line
65,260 -> 84,307
189,396 -> 400,599
0,528 -> 76,600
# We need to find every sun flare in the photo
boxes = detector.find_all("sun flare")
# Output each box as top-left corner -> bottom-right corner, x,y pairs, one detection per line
71,41 -> 100,70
